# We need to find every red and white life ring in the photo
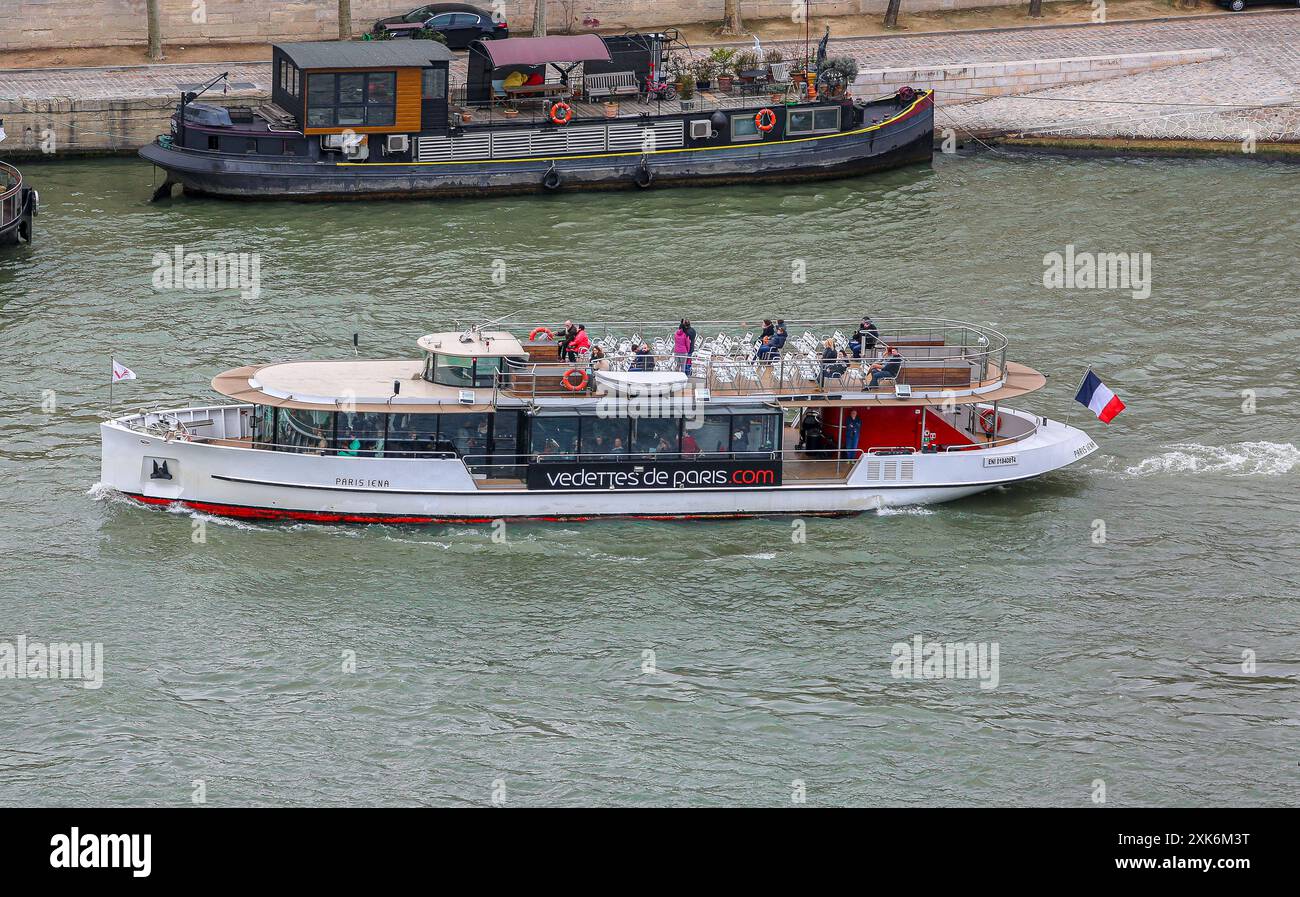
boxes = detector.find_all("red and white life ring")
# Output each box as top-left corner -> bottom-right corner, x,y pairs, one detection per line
755,108 -> 777,133
561,368 -> 589,392
979,408 -> 1002,436
550,101 -> 573,126
529,327 -> 555,341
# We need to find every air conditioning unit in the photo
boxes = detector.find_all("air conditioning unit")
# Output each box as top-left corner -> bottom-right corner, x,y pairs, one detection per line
689,120 -> 712,140
385,134 -> 410,154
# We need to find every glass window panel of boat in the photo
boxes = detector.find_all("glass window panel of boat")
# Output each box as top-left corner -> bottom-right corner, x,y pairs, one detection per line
338,74 -> 366,105
787,109 -> 815,134
422,68 -> 447,99
632,419 -> 680,457
308,73 -> 336,106
444,413 -> 490,460
531,417 -> 580,459
694,414 -> 732,458
336,106 -> 366,127
367,73 -> 396,104
276,408 -> 334,454
336,411 -> 386,457
367,105 -> 395,127
733,413 -> 778,455
433,354 -> 475,387
813,107 -> 840,132
386,413 -> 440,456
580,417 -> 630,457
254,405 -> 276,447
492,411 -> 522,462
472,357 -> 502,388
731,114 -> 761,142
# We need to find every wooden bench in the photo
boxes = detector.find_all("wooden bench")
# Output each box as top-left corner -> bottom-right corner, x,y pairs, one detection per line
584,71 -> 640,101
897,366 -> 973,388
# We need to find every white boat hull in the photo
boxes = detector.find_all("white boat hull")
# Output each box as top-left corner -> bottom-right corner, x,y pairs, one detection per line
98,405 -> 1098,523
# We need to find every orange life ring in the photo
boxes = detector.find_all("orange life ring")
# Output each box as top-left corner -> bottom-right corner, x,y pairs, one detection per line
529,326 -> 555,341
755,108 -> 777,133
561,368 -> 589,392
979,408 -> 1001,436
550,101 -> 573,126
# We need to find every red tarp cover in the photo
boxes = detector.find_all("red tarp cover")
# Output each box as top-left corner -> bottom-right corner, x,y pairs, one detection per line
480,34 -> 612,68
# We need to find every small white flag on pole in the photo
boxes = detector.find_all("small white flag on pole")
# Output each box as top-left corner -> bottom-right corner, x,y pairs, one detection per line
112,360 -> 136,383
0,124 -> 7,144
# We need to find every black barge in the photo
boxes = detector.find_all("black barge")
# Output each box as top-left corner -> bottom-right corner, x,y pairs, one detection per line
0,160 -> 38,245
142,35 -> 933,202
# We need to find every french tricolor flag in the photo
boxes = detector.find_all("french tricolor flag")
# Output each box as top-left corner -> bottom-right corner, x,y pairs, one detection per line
1075,370 -> 1125,423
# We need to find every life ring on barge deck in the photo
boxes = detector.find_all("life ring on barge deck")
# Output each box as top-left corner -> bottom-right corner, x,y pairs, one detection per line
978,408 -> 1002,436
549,101 -> 573,126
755,108 -> 777,133
529,326 -> 555,341
561,368 -> 589,392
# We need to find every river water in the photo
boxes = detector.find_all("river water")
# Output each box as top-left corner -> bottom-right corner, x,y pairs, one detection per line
0,152 -> 1296,806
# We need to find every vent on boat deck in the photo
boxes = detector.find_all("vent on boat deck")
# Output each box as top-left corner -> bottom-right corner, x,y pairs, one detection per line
865,458 -> 914,482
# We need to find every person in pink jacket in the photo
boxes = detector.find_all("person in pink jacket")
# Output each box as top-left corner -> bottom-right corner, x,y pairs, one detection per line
674,320 -> 693,375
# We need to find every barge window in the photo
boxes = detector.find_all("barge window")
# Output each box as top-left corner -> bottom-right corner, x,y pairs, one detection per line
422,68 -> 447,100
276,408 -> 334,454
580,418 -> 630,456
786,107 -> 840,136
306,71 -> 398,129
279,61 -> 301,97
336,411 -> 386,457
730,113 -> 762,142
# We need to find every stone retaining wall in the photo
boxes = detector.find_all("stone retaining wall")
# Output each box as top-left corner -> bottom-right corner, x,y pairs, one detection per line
855,48 -> 1228,106
2,1 -> 1067,52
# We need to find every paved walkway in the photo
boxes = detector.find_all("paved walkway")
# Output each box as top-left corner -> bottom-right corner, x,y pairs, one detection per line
1,11 -> 1296,144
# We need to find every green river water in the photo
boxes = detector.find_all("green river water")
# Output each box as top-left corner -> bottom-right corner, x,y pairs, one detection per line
0,152 -> 1296,806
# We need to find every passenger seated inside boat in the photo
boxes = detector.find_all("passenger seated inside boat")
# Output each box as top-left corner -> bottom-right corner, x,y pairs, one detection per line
868,345 -> 904,387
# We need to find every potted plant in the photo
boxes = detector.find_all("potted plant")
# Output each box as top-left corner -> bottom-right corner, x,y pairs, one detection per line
734,50 -> 762,84
709,48 -> 738,92
816,56 -> 859,99
603,100 -> 620,118
691,58 -> 716,92
502,106 -> 520,119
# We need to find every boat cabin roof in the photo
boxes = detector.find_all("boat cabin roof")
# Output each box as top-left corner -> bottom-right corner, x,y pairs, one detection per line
213,361 -> 495,413
416,330 -> 525,358
276,40 -> 454,71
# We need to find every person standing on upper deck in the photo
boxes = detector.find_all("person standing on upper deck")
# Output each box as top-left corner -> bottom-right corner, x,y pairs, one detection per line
674,321 -> 692,375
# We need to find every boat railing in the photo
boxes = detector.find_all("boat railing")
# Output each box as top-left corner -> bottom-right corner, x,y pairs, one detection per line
1,161 -> 23,230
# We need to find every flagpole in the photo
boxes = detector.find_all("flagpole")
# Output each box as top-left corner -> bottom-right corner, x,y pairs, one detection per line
1062,363 -> 1092,431
109,355 -> 114,416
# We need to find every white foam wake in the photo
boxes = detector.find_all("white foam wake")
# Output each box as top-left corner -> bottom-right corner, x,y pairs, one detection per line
1125,442 -> 1299,477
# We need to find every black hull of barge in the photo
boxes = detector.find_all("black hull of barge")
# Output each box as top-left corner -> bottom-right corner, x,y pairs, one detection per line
141,98 -> 934,202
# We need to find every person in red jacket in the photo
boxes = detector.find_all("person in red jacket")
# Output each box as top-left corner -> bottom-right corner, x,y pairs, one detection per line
567,324 -> 590,362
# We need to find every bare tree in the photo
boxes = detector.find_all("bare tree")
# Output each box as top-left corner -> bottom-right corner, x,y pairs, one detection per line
146,0 -> 163,61
883,0 -> 903,29
339,0 -> 353,40
1028,0 -> 1043,17
532,1 -> 547,38
722,0 -> 744,34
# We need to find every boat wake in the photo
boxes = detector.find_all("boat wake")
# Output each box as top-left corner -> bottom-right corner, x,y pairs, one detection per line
875,505 -> 936,516
1124,442 -> 1298,478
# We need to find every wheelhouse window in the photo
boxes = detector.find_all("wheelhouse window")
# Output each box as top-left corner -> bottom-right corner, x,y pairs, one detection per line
306,71 -> 397,128
422,67 -> 447,100
786,106 -> 840,136
430,354 -> 502,388
731,113 -> 762,142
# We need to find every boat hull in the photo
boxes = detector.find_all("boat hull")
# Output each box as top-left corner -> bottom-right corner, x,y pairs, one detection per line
98,406 -> 1097,524
140,97 -> 934,201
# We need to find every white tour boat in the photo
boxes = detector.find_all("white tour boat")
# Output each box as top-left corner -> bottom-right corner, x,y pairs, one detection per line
98,319 -> 1099,522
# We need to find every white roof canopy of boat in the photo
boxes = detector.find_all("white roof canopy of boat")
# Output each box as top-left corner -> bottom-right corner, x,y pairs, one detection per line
417,330 -> 525,358
212,360 -> 496,413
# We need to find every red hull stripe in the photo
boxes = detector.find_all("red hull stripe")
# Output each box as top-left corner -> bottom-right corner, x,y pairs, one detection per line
123,493 -> 857,524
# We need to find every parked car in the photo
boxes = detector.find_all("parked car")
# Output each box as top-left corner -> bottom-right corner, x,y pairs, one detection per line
373,3 -> 508,49
1218,0 -> 1299,10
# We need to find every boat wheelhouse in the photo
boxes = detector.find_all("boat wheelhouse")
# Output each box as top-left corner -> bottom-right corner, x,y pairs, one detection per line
0,159 -> 38,246
140,34 -> 933,201
99,319 -> 1098,523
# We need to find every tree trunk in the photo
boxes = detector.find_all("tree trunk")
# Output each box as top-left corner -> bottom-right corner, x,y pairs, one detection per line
722,0 -> 744,34
338,0 -> 352,40
146,0 -> 162,61
883,0 -> 903,30
1028,0 -> 1043,17
532,1 -> 547,38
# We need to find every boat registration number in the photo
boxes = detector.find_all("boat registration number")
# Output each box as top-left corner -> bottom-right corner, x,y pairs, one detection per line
983,455 -> 1018,468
